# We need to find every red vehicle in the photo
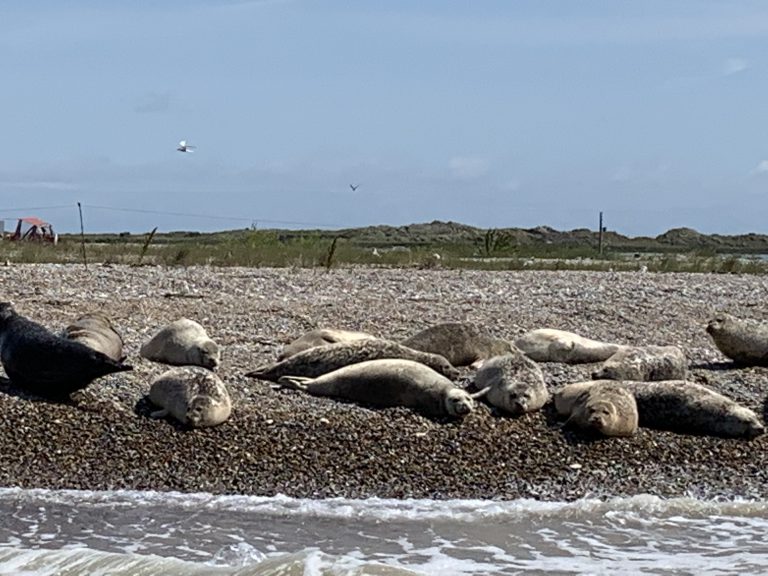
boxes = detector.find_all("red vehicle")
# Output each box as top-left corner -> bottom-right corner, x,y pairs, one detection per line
8,217 -> 58,244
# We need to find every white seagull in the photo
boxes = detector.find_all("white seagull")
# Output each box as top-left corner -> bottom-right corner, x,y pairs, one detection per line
177,140 -> 196,153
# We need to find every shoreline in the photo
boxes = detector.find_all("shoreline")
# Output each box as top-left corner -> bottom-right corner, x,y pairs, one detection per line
1,264 -> 767,501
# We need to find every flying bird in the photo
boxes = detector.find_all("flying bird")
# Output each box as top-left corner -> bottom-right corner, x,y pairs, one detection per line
349,183 -> 360,191
177,140 -> 196,153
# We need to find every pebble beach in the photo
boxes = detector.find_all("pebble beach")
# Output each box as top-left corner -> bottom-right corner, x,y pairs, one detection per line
1,263 -> 768,501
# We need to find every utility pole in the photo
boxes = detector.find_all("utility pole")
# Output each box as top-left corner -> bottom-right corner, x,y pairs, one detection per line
77,202 -> 87,269
598,211 -> 604,256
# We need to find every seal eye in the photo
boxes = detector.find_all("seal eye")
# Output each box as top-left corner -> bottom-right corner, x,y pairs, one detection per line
508,393 -> 527,412
187,405 -> 204,425
450,396 -> 471,415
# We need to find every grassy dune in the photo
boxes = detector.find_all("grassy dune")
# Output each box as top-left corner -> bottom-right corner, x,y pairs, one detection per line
1,222 -> 767,274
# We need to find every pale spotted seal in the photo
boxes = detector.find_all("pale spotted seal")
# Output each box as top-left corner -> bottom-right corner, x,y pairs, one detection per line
592,345 -> 687,381
556,381 -> 638,437
277,358 -> 474,418
63,312 -> 125,362
148,366 -> 232,427
278,328 -> 377,360
0,302 -> 133,398
470,351 -> 549,415
401,322 -> 515,367
706,314 -> 768,366
514,329 -> 621,364
246,338 -> 459,382
140,318 -> 220,369
563,379 -> 764,439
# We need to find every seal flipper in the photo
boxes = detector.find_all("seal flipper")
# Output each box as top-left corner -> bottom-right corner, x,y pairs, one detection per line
469,358 -> 486,370
150,408 -> 169,419
469,386 -> 491,400
244,364 -> 274,380
277,376 -> 312,392
558,413 -> 576,430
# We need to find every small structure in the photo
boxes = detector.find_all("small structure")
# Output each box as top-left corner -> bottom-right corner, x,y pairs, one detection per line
8,217 -> 58,244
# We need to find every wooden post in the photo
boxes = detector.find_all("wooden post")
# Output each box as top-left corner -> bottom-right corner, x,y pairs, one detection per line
77,202 -> 87,269
598,212 -> 604,256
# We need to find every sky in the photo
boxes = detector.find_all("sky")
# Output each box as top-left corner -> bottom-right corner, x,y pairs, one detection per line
1,0 -> 768,236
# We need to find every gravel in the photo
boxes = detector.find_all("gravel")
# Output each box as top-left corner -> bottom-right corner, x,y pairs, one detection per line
1,263 -> 768,501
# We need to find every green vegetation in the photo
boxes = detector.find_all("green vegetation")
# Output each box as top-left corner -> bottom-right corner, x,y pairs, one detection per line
1,222 -> 767,274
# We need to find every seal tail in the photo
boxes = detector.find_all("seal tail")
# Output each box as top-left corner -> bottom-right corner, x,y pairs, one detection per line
245,364 -> 277,380
277,376 -> 312,392
99,360 -> 133,376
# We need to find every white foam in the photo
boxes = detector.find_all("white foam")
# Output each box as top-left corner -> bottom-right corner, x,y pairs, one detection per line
5,488 -> 768,575
0,547 -> 425,576
0,487 -> 766,524
0,546 -> 233,576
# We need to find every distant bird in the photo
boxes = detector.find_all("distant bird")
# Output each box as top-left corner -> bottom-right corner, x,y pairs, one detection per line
349,183 -> 360,192
177,140 -> 196,153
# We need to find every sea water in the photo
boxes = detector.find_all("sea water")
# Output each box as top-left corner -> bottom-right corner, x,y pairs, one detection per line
0,487 -> 766,575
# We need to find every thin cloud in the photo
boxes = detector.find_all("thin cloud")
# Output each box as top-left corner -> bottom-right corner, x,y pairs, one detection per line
610,162 -> 669,182
449,156 -> 490,179
134,91 -> 171,114
611,164 -> 633,182
723,57 -> 749,75
3,180 -> 77,191
753,160 -> 768,174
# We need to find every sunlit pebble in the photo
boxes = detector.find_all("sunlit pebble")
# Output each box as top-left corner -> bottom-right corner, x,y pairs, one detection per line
0,264 -> 767,499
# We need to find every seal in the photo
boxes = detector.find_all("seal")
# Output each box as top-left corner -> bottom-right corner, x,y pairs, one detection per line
246,338 -> 458,382
561,379 -> 764,439
140,318 -> 220,369
277,358 -> 474,418
278,328 -> 377,360
401,322 -> 515,367
514,329 -> 621,364
557,381 -> 638,437
623,379 -> 764,439
554,381 -> 594,416
0,302 -> 133,398
148,365 -> 232,427
470,351 -> 549,415
706,313 -> 768,365
63,312 -> 125,362
591,345 -> 687,381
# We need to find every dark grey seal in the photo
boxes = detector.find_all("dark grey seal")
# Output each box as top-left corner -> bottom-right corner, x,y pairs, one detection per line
246,338 -> 459,382
401,322 -> 515,367
623,380 -> 764,439
0,302 -> 133,399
